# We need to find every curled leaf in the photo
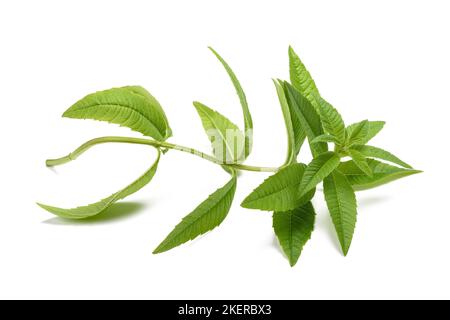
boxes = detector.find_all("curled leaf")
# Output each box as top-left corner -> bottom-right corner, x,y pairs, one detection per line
63,86 -> 172,141
37,149 -> 161,219
274,79 -> 306,164
209,47 -> 253,158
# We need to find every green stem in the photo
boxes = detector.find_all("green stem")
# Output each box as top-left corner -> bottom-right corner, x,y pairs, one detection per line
46,136 -> 278,173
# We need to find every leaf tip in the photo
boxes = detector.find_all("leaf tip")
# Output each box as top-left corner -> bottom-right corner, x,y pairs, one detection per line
36,202 -> 45,209
240,198 -> 252,209
208,46 -> 222,60
36,202 -> 52,211
61,109 -> 72,118
342,243 -> 351,256
192,101 -> 202,110
152,241 -> 168,254
289,259 -> 298,267
152,247 -> 162,255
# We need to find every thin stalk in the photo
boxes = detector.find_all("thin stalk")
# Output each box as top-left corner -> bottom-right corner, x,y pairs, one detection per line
45,136 -> 278,173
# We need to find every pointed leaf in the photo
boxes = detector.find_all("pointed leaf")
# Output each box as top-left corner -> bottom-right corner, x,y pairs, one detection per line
37,150 -> 161,219
338,159 -> 422,191
346,120 -> 384,145
274,79 -> 306,163
273,202 -> 316,266
125,85 -> 172,139
316,97 -> 346,144
209,47 -> 253,158
346,120 -> 369,146
63,86 -> 171,141
347,121 -> 386,145
153,172 -> 237,253
351,145 -> 412,169
299,151 -> 341,196
193,101 -> 245,163
241,163 -> 315,211
364,121 -> 385,144
284,82 -> 327,157
348,148 -> 372,177
288,46 -> 321,111
323,170 -> 357,256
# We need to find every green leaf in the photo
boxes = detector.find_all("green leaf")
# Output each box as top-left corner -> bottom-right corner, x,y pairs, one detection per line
193,101 -> 245,164
346,120 -> 384,145
284,82 -> 327,157
125,86 -> 172,138
274,79 -> 306,163
273,202 -> 316,267
299,151 -> 341,196
323,170 -> 357,256
241,163 -> 315,211
311,134 -> 338,144
348,148 -> 372,177
364,121 -> 385,144
316,97 -> 346,144
209,47 -> 253,159
347,121 -> 386,144
37,149 -> 161,219
351,145 -> 412,169
338,159 -> 422,191
346,120 -> 369,146
63,86 -> 172,141
153,172 -> 237,254
288,46 -> 320,111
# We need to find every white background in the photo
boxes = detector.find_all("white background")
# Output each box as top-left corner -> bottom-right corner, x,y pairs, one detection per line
0,0 -> 448,299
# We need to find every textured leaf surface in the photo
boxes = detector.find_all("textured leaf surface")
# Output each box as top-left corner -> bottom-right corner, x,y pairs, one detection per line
209,47 -> 253,158
153,173 -> 237,253
346,120 -> 369,146
348,148 -> 372,177
288,46 -> 320,111
274,80 -> 306,163
338,159 -> 421,191
273,202 -> 316,266
284,82 -> 327,156
299,151 -> 341,196
346,120 -> 384,145
323,170 -> 357,256
241,163 -> 315,211
352,145 -> 412,169
317,97 -> 346,144
311,134 -> 338,144
63,86 -> 171,141
193,101 -> 245,163
37,150 -> 161,219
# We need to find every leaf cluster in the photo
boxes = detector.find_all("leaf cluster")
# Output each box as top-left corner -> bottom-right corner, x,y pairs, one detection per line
39,47 -> 421,266
242,47 -> 421,264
